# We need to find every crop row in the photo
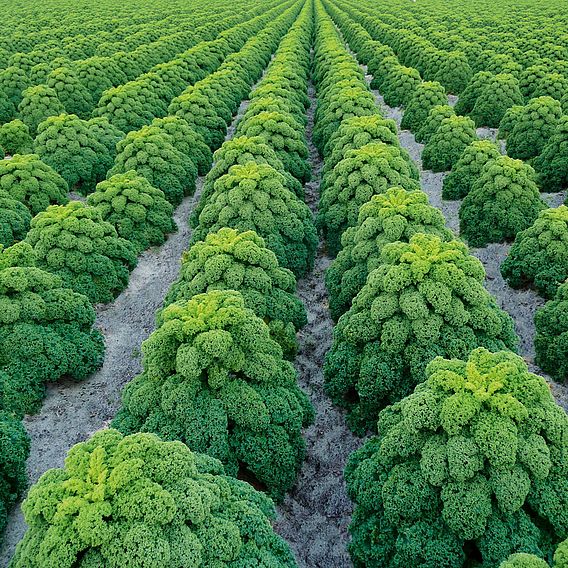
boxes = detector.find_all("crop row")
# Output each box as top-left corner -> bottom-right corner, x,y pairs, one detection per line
312,2 -> 568,567
112,0 -> 316,505
0,0 -> 228,58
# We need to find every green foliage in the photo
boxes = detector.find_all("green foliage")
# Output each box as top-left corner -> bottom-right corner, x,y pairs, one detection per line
470,73 -> 524,128
161,228 -> 306,359
8,51 -> 48,74
137,72 -> 175,108
554,540 -> 568,568
249,76 -> 308,116
0,191 -> 32,247
415,104 -> 455,144
484,52 -> 523,76
45,66 -> 93,119
535,280 -> 568,383
0,90 -> 16,125
29,63 -> 54,87
323,115 -> 400,176
400,81 -> 447,132
10,429 -> 298,568
313,82 -> 377,154
108,126 -> 197,206
460,156 -> 547,247
150,116 -> 212,176
506,97 -> 563,160
0,153 -> 69,216
192,162 -> 316,277
17,85 -> 66,134
498,104 -> 524,140
150,60 -> 188,99
0,241 -> 104,415
168,88 -> 227,149
562,91 -> 568,113
442,140 -> 501,200
366,44 -> 395,74
318,142 -> 421,257
432,51 -> 472,95
93,80 -> 167,134
500,554 -> 549,568
454,71 -> 493,116
369,55 -> 399,91
519,64 -> 552,101
0,412 -> 29,536
532,73 -> 568,101
253,72 -> 308,119
86,117 -> 124,161
346,348 -> 568,568
381,65 -> 422,107
533,116 -> 568,193
326,187 -> 453,322
87,171 -> 176,253
0,66 -> 31,106
34,113 -> 112,193
501,206 -> 568,299
0,120 -> 33,155
245,94 -> 305,128
502,538 -> 568,568
113,290 -> 314,501
107,51 -> 146,81
422,115 -> 478,172
366,46 -> 396,79
192,80 -> 233,126
325,234 -> 517,433
236,111 -> 310,182
192,136 -> 303,227
25,201 -> 137,304
73,56 -> 127,102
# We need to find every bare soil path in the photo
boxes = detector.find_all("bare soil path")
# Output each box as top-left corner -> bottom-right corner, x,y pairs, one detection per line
273,83 -> 362,568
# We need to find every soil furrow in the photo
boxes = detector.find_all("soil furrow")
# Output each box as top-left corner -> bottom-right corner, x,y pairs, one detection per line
273,82 -> 361,568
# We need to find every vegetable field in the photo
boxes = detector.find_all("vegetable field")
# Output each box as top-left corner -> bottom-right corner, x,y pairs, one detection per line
0,0 -> 568,566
